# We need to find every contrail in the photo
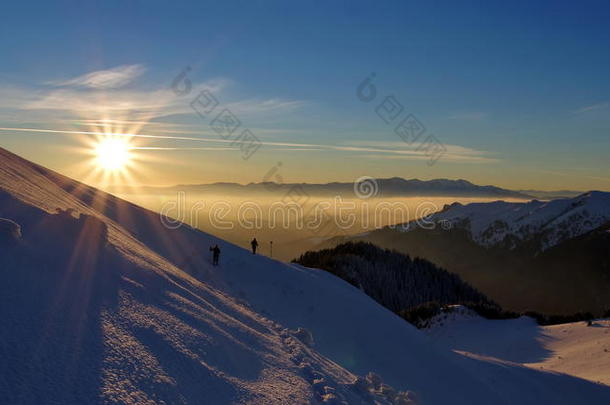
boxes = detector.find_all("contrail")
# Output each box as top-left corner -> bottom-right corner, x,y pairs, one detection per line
0,126 -> 321,148
131,146 -> 235,151
0,126 -> 212,142
0,126 -> 465,159
0,126 -> 399,152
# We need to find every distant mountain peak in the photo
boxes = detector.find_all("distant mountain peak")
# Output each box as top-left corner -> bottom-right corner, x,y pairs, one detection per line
133,176 -> 534,199
401,191 -> 610,252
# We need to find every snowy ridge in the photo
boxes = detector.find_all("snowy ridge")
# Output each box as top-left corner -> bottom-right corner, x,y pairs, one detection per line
1,147 -> 610,404
0,148 -> 415,404
400,191 -> 610,251
420,305 -> 482,329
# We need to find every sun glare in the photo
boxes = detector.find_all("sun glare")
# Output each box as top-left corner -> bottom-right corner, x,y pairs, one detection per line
95,138 -> 131,171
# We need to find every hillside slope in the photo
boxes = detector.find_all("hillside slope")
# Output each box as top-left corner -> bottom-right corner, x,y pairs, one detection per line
425,306 -> 610,385
0,151 -> 406,404
328,193 -> 610,314
293,242 -> 493,313
1,147 -> 610,404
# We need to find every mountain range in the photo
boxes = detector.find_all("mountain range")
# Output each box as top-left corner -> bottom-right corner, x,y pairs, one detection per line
426,191 -> 610,251
2,146 -> 610,403
110,178 -> 539,199
328,191 -> 610,314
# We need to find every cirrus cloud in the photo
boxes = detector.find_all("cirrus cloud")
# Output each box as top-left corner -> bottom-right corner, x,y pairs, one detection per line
48,64 -> 146,89
573,102 -> 609,114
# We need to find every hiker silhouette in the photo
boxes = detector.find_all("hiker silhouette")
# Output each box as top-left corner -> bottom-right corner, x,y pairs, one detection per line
250,238 -> 258,255
209,244 -> 220,266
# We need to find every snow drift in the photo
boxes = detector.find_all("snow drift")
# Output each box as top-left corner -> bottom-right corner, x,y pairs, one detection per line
1,146 -> 609,404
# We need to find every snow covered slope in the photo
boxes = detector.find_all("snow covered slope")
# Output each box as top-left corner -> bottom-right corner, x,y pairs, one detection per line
425,306 -> 610,386
1,146 -> 610,404
400,192 -> 610,251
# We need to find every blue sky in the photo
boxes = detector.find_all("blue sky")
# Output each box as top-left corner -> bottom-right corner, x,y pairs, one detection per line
0,0 -> 609,190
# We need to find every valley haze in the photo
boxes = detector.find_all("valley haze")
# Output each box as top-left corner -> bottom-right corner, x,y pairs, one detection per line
1,1 -> 610,404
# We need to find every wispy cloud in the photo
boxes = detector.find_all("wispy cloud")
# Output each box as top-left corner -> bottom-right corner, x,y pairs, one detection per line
0,126 -> 498,164
336,141 -> 498,163
0,75 -> 301,123
49,64 -> 146,89
0,67 -> 492,165
359,152 -> 498,164
574,102 -> 609,114
447,111 -> 488,121
538,169 -> 610,183
26,87 -> 185,118
224,98 -> 306,117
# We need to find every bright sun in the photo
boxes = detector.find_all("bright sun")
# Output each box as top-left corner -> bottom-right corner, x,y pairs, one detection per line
95,138 -> 132,171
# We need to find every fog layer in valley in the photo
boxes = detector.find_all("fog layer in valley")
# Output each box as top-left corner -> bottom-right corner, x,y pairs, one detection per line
113,190 -> 527,261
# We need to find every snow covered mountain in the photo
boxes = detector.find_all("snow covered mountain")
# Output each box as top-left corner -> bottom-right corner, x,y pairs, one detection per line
325,192 -> 610,314
404,192 -> 610,252
424,305 -> 610,386
1,146 -> 610,404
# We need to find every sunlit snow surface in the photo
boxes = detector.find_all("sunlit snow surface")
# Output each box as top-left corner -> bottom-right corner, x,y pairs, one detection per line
426,306 -> 610,386
1,147 -> 610,404
400,192 -> 610,250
